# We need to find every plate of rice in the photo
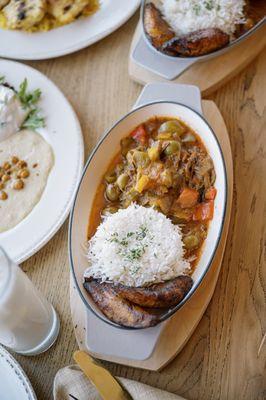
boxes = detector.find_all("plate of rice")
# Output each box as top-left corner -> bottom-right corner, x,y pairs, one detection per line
0,0 -> 141,60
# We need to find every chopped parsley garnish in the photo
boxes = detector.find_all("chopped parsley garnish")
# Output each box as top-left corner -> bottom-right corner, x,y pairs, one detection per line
0,76 -> 45,131
193,4 -> 201,15
136,225 -> 148,240
204,0 -> 214,11
108,224 -> 152,267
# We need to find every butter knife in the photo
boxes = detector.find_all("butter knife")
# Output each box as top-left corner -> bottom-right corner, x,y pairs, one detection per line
73,350 -> 133,400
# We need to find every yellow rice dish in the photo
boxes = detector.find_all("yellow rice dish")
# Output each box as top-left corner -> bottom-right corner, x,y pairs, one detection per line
0,0 -> 99,32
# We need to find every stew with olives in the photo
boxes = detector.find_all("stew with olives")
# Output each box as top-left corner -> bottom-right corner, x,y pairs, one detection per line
88,116 -> 216,271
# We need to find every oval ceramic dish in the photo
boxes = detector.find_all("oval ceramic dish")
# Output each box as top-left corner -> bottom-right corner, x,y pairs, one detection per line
142,0 -> 266,59
133,0 -> 266,79
69,98 -> 227,330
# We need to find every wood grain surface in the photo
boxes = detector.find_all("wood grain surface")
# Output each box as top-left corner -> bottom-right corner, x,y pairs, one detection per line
13,12 -> 266,400
129,23 -> 266,96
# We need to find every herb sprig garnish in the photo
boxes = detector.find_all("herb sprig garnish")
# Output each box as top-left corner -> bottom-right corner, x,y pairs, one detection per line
0,76 -> 45,130
22,109 -> 45,130
18,78 -> 45,130
18,79 -> 42,108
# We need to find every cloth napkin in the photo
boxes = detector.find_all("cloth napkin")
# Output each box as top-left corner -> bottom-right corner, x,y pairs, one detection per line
54,365 -> 186,400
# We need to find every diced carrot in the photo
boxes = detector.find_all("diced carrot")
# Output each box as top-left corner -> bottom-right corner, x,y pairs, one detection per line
177,187 -> 199,209
192,201 -> 214,221
205,186 -> 217,200
131,124 -> 148,145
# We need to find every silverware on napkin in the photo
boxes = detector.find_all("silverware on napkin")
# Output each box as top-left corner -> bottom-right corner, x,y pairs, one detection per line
73,350 -> 133,400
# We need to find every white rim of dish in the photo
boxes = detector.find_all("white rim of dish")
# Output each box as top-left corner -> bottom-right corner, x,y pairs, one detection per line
0,59 -> 84,263
0,346 -> 37,400
0,1 -> 141,60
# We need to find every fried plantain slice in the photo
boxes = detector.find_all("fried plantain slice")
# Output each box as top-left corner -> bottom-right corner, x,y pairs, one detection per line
84,279 -> 160,328
161,28 -> 230,57
144,2 -> 175,50
113,275 -> 193,309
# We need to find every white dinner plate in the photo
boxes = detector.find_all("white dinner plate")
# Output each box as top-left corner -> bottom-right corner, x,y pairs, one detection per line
0,0 -> 140,60
0,59 -> 84,263
0,345 -> 37,400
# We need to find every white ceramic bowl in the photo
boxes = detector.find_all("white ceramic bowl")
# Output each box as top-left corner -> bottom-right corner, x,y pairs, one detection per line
69,101 -> 227,329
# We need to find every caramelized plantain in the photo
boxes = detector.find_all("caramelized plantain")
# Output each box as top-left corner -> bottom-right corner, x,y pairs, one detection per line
144,2 -> 175,50
114,275 -> 193,308
84,279 -> 160,328
161,28 -> 230,57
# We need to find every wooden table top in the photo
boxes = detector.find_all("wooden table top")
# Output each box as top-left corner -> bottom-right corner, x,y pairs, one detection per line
15,12 -> 266,400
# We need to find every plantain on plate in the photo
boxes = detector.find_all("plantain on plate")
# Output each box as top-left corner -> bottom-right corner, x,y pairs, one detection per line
143,1 -> 265,57
84,275 -> 193,328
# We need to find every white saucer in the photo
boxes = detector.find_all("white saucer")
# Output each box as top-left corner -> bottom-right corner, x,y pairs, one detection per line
0,60 -> 84,263
0,345 -> 37,400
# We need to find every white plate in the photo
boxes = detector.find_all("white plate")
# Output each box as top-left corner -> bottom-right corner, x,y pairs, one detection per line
0,0 -> 140,60
0,345 -> 37,400
0,59 -> 84,263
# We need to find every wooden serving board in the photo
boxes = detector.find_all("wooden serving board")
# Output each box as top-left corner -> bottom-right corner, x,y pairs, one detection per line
70,99 -> 233,371
129,23 -> 266,96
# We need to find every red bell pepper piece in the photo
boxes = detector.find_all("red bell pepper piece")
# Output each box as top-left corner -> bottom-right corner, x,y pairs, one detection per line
192,200 -> 214,221
205,187 -> 217,200
131,124 -> 148,145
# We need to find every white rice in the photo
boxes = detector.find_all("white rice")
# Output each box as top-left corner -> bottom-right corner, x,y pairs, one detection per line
159,0 -> 246,36
85,204 -> 190,287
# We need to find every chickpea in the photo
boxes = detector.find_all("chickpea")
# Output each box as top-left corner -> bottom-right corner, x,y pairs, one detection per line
3,162 -> 11,171
2,174 -> 10,182
0,191 -> 8,200
0,182 -> 5,190
17,160 -> 27,168
11,156 -> 19,165
12,179 -> 24,190
20,168 -> 30,179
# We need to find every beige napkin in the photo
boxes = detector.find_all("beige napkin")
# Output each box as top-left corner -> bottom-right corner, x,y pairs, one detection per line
54,365 -> 186,400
